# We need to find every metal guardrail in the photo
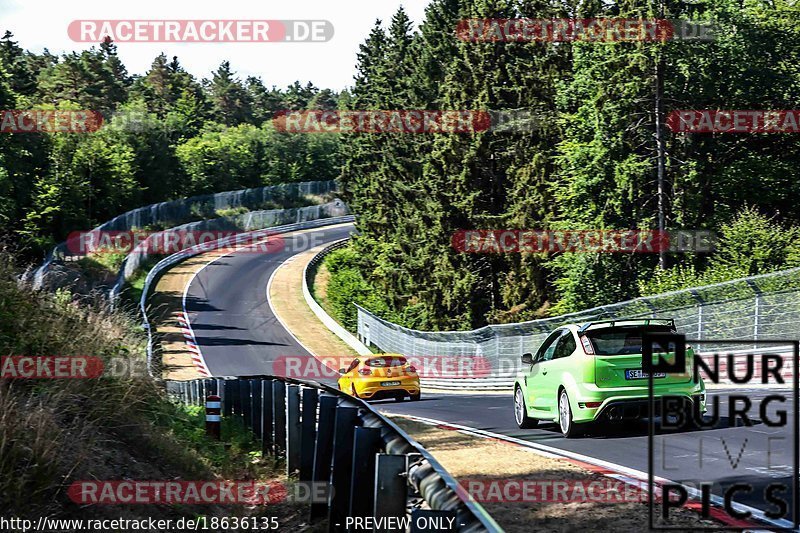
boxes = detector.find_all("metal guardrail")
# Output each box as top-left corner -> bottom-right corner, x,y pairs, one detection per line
111,200 -> 349,301
357,267 -> 800,390
31,180 -> 337,293
166,376 -> 502,533
140,216 -> 356,377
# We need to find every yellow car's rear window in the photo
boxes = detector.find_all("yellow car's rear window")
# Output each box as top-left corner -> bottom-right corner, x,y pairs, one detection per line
365,356 -> 407,367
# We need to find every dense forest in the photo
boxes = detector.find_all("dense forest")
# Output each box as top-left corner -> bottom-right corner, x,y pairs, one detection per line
0,33 -> 342,254
328,0 -> 800,331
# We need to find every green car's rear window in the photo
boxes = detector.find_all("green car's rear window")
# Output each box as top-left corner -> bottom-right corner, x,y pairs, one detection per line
584,325 -> 674,355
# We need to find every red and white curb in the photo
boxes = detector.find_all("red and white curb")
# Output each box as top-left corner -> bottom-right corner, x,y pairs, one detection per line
392,414 -> 781,531
174,311 -> 210,377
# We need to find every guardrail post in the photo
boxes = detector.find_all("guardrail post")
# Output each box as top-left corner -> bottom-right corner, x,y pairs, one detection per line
286,385 -> 301,476
349,427 -> 381,520
410,509 -> 457,532
205,394 -> 221,440
240,379 -> 252,428
300,388 -> 319,482
250,379 -> 262,440
261,379 -> 274,455
230,379 -> 241,417
221,379 -> 231,417
272,380 -> 286,456
310,395 -> 337,520
328,406 -> 359,533
374,454 -> 407,532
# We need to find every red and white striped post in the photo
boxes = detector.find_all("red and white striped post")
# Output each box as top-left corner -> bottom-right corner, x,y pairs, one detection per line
206,394 -> 221,440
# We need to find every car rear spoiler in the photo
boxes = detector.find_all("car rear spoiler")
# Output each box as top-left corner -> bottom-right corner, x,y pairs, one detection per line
577,318 -> 675,334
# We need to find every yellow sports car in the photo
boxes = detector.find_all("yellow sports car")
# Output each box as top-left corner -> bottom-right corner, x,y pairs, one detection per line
338,354 -> 420,401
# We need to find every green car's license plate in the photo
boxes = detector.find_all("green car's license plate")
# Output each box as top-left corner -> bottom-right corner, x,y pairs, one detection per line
625,369 -> 666,380
381,381 -> 401,387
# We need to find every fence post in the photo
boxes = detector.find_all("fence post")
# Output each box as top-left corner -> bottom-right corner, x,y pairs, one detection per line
261,379 -> 274,455
697,304 -> 703,340
374,454 -> 407,532
240,379 -> 252,428
310,395 -> 337,521
231,379 -> 242,417
221,380 -> 232,417
205,394 -> 221,440
272,380 -> 287,456
251,379 -> 262,440
300,388 -> 319,482
328,406 -> 359,533
286,385 -> 302,477
349,427 -> 381,519
754,293 -> 761,349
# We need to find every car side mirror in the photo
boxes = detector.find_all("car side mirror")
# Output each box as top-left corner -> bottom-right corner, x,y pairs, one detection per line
338,368 -> 346,374
521,353 -> 533,365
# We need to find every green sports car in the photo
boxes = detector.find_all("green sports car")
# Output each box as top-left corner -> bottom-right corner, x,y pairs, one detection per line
513,319 -> 706,437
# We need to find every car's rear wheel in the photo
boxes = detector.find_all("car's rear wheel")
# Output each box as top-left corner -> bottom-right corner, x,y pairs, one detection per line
514,387 -> 538,429
558,390 -> 581,438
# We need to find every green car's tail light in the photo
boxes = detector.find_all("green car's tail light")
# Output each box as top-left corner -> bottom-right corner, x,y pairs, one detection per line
578,401 -> 602,408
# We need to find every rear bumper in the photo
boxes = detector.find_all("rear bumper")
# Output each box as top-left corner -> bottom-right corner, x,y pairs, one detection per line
570,380 -> 706,423
596,394 -> 706,422
355,377 -> 420,400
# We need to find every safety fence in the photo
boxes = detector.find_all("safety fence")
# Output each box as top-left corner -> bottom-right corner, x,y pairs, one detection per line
166,376 -> 500,533
110,200 -> 348,300
140,216 -> 356,378
30,180 -> 337,295
357,267 -> 800,390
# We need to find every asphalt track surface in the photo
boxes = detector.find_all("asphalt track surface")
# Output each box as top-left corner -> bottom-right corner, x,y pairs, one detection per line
184,223 -> 355,377
185,224 -> 797,527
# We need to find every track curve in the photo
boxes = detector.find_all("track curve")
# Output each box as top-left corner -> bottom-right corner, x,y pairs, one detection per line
184,223 -> 796,527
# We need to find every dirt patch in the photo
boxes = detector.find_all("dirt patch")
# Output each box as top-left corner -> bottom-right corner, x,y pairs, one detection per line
148,250 -> 232,380
391,417 -> 723,533
268,242 -> 359,372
